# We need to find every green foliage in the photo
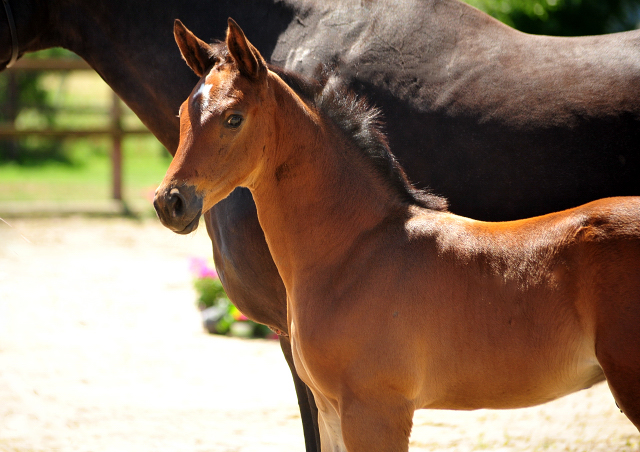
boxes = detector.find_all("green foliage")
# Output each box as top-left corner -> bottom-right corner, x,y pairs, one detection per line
0,72 -> 47,109
194,275 -> 229,309
190,258 -> 274,339
0,71 -> 63,165
1,49 -> 80,165
464,0 -> 640,35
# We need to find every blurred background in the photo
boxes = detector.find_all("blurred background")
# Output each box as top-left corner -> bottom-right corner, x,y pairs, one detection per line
2,0 -> 640,218
0,48 -> 169,216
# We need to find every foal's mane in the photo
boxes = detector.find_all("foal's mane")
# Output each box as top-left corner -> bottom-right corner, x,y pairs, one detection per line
273,65 -> 448,212
211,43 -> 447,211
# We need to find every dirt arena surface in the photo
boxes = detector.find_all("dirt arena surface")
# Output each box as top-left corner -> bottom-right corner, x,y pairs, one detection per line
0,217 -> 638,452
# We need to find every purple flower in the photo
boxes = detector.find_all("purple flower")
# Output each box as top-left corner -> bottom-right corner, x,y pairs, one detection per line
189,257 -> 218,279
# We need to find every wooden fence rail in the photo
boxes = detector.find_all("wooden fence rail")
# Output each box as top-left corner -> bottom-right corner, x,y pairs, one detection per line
1,57 -> 151,202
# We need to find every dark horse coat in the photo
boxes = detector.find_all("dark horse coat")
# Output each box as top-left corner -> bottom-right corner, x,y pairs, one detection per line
3,0 -> 640,450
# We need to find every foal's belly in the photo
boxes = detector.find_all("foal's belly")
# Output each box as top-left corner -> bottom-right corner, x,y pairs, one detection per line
417,339 -> 606,410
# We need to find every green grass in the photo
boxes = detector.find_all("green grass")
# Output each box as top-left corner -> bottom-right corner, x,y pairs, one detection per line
0,51 -> 172,211
0,136 -> 171,203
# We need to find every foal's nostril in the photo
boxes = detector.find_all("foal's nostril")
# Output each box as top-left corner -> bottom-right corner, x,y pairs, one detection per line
155,184 -> 202,234
169,188 -> 187,218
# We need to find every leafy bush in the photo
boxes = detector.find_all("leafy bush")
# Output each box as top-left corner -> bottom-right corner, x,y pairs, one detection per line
0,49 -> 72,165
464,0 -> 640,35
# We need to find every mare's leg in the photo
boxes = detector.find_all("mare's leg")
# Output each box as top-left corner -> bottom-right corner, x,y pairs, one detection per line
279,336 -> 321,452
339,392 -> 414,452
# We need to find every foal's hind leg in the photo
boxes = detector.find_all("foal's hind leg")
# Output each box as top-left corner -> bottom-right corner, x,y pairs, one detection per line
339,393 -> 415,452
598,354 -> 640,429
595,300 -> 640,429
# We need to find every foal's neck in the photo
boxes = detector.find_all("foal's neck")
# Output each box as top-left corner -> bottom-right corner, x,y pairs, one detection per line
249,76 -> 408,287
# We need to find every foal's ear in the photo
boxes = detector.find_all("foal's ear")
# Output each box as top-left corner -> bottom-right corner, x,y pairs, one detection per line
226,18 -> 267,81
174,19 -> 214,78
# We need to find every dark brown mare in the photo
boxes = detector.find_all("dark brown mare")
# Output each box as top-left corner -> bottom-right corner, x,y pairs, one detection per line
4,1 -> 640,450
155,19 -> 640,451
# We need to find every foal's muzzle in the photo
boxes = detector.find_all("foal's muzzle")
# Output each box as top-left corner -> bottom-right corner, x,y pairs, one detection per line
154,184 -> 203,235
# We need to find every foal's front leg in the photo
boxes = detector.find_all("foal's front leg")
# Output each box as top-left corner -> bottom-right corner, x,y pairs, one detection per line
279,335 -> 321,452
339,392 -> 415,452
313,388 -> 414,452
313,391 -> 347,452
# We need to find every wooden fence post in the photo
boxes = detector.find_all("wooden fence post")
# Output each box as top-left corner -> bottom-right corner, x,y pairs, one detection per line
111,91 -> 123,201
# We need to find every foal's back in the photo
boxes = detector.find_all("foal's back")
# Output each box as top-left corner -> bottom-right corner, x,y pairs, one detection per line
406,196 -> 640,327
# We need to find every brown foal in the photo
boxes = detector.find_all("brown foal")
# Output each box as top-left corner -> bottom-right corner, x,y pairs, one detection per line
155,19 -> 640,451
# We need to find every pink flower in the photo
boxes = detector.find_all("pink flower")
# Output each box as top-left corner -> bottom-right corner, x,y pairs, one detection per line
189,257 -> 218,279
230,306 -> 248,321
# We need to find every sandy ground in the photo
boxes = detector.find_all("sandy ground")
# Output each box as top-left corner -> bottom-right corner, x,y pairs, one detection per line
0,217 -> 638,452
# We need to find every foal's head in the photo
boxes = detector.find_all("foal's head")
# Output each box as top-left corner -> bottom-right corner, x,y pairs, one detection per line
154,18 -> 275,234
155,18 -> 447,234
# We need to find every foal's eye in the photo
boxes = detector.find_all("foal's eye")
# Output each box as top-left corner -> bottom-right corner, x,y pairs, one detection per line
226,114 -> 243,128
